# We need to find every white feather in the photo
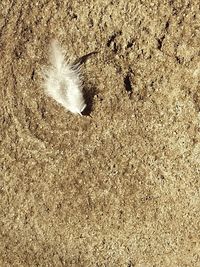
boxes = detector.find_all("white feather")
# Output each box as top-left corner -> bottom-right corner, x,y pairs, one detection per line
43,40 -> 86,115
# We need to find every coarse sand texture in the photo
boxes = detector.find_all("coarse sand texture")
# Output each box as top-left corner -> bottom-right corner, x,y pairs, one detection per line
1,1 -> 200,266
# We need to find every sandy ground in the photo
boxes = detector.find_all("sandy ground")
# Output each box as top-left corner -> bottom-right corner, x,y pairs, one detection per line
1,0 -> 200,266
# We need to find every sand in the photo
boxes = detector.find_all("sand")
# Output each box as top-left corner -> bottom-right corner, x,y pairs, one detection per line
1,0 -> 200,266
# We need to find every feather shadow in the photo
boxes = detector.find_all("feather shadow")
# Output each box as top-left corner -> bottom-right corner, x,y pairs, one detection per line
82,84 -> 98,116
74,51 -> 98,116
73,51 -> 98,66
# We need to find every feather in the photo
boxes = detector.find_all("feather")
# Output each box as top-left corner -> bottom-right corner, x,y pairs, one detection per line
43,40 -> 86,115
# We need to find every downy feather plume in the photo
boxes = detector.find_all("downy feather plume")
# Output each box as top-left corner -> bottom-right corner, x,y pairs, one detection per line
43,40 -> 86,115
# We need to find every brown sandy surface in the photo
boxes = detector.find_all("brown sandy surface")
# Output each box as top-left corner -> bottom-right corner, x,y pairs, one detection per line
1,0 -> 200,266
